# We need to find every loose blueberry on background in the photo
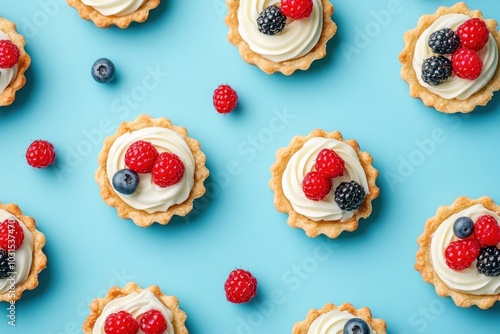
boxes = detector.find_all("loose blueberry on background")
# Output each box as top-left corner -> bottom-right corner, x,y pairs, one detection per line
343,318 -> 370,334
91,58 -> 116,83
453,216 -> 474,239
112,169 -> 139,195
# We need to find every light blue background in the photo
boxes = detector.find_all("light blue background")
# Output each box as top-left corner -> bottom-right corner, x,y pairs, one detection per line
1,0 -> 500,333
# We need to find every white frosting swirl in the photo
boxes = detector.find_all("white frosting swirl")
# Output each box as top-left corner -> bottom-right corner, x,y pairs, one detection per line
307,310 -> 376,334
412,14 -> 499,100
93,290 -> 174,334
0,209 -> 33,294
237,0 -> 323,62
106,127 -> 195,214
0,31 -> 19,95
81,0 -> 145,16
282,137 -> 369,222
431,204 -> 500,295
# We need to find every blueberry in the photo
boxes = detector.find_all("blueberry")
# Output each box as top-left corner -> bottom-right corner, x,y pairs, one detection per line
453,216 -> 474,239
91,58 -> 116,83
343,318 -> 370,334
112,169 -> 139,195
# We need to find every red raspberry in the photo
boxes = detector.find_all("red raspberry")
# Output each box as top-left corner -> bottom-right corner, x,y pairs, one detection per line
0,219 -> 25,251
104,311 -> 139,334
125,140 -> 159,173
139,310 -> 167,334
281,0 -> 313,20
213,84 -> 238,114
152,152 -> 185,187
25,140 -> 56,168
444,239 -> 480,271
0,40 -> 20,69
474,215 -> 500,247
315,148 -> 345,178
452,48 -> 483,80
224,269 -> 258,303
456,18 -> 489,52
302,171 -> 332,201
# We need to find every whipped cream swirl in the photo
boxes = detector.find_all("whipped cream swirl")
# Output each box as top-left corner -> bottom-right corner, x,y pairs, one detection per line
0,31 -> 19,95
237,0 -> 323,62
307,310 -> 376,334
82,0 -> 145,16
106,127 -> 195,214
412,14 -> 499,100
431,204 -> 500,295
93,290 -> 174,334
282,137 -> 369,222
0,209 -> 33,294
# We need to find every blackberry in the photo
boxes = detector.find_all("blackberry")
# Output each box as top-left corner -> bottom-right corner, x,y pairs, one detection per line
0,249 -> 13,279
334,180 -> 366,211
476,246 -> 500,277
421,56 -> 452,86
428,28 -> 460,54
257,5 -> 287,36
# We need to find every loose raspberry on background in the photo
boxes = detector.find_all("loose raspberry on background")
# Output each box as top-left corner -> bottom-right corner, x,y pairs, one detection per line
456,18 -> 489,52
139,309 -> 167,334
152,152 -> 185,187
302,171 -> 332,201
25,140 -> 56,168
125,140 -> 159,173
0,40 -> 20,69
315,148 -> 345,178
0,219 -> 24,251
281,0 -> 314,20
445,239 -> 480,271
213,84 -> 238,114
452,48 -> 483,80
104,311 -> 139,334
474,215 -> 500,247
224,269 -> 258,304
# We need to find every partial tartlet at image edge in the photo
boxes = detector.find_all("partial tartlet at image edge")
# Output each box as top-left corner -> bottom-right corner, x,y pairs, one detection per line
66,0 -> 161,28
269,129 -> 379,238
0,202 -> 47,302
0,17 -> 30,107
399,2 -> 500,113
83,282 -> 188,333
292,303 -> 387,334
416,196 -> 500,309
95,114 -> 209,227
225,0 -> 337,75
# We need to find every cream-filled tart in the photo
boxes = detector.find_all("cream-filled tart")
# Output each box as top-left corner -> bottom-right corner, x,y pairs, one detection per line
269,129 -> 379,238
416,196 -> 500,309
0,17 -> 30,107
225,0 -> 337,75
83,282 -> 188,333
399,2 -> 500,113
292,303 -> 387,334
66,0 -> 160,28
95,114 -> 209,227
0,203 -> 46,302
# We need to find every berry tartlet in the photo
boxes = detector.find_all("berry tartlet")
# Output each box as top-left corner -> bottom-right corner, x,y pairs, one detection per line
225,0 -> 337,75
269,129 -> 379,238
83,282 -> 188,333
416,196 -> 500,309
399,2 -> 500,113
0,17 -> 30,107
0,202 -> 46,302
66,0 -> 160,28
292,303 -> 386,334
95,114 -> 209,227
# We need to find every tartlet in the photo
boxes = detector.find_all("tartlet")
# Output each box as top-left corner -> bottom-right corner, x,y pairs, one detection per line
269,129 -> 379,238
95,114 -> 209,227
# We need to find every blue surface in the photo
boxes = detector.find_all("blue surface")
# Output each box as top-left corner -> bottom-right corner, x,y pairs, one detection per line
1,0 -> 500,333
